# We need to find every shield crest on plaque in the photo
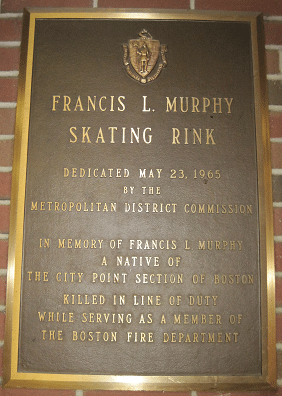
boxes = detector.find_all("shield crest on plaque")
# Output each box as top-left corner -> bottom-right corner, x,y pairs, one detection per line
123,29 -> 167,84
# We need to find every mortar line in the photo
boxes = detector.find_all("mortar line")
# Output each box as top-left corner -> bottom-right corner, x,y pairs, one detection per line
0,135 -> 14,140
266,45 -> 282,51
272,169 -> 282,175
264,16 -> 282,21
0,41 -> 21,48
0,102 -> 16,108
0,13 -> 22,18
269,105 -> 282,112
0,71 -> 19,77
0,200 -> 10,205
268,74 -> 282,80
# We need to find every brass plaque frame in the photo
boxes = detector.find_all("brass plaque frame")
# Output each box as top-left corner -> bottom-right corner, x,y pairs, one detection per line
3,9 -> 276,391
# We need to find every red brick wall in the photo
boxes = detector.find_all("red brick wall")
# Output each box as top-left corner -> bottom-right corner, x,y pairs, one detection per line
0,0 -> 281,395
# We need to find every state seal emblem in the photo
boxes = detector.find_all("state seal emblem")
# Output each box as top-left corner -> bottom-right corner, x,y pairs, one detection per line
122,29 -> 167,84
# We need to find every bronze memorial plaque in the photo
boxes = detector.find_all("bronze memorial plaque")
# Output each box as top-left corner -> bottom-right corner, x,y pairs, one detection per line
3,9 -> 276,391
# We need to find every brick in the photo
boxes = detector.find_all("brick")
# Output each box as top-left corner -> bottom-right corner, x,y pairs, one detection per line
0,140 -> 13,167
268,80 -> 282,107
266,50 -> 280,74
271,142 -> 282,168
0,78 -> 18,103
277,313 -> 282,343
0,276 -> 6,305
0,240 -> 8,269
0,19 -> 22,42
278,348 -> 282,378
276,277 -> 282,307
0,346 -> 3,376
274,207 -> 282,236
275,243 -> 282,272
85,393 -> 192,396
273,175 -> 282,202
0,172 -> 12,199
265,22 -> 282,46
198,391 -> 282,396
0,109 -> 16,136
269,112 -> 282,138
0,205 -> 9,233
194,0 -> 282,15
0,108 -> 16,136
0,312 -> 5,340
2,0 -> 92,12
0,390 -> 76,396
0,48 -> 20,72
98,0 -> 189,8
